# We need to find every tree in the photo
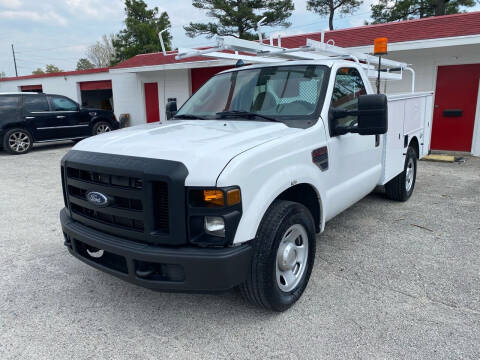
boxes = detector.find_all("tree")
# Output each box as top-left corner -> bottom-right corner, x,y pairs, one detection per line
76,58 -> 95,70
32,65 -> 62,75
370,0 -> 477,23
184,0 -> 295,40
112,0 -> 172,64
45,64 -> 63,73
87,34 -> 116,68
307,0 -> 361,30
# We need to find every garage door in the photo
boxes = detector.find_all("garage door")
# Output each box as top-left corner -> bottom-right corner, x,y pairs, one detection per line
79,80 -> 112,91
20,85 -> 42,92
191,66 -> 234,93
431,64 -> 480,152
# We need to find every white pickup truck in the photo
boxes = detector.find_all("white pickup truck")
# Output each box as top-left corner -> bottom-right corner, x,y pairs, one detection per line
60,54 -> 432,311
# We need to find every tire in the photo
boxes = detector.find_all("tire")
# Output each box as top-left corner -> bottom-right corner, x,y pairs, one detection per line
385,146 -> 417,202
92,121 -> 112,136
239,200 -> 316,312
2,128 -> 33,155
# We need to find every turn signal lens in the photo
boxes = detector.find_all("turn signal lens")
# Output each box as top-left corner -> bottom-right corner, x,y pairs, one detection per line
203,190 -> 224,206
227,189 -> 241,206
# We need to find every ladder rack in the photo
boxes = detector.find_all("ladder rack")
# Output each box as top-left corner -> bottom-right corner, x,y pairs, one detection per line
174,34 -> 416,92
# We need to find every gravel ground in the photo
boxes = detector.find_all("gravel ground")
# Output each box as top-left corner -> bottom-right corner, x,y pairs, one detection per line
1,142 -> 479,360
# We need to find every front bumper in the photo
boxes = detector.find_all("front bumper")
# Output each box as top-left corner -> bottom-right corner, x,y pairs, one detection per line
61,209 -> 253,292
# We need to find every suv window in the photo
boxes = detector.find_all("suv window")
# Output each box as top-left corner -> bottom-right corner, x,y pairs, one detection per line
23,95 -> 50,112
50,96 -> 78,111
331,67 -> 367,127
0,95 -> 19,109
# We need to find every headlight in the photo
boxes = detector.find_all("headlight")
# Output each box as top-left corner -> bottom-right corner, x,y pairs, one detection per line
204,216 -> 225,237
187,187 -> 242,246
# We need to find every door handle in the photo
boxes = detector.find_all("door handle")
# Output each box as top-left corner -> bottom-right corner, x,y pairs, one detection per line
25,116 -> 35,119
56,115 -> 66,119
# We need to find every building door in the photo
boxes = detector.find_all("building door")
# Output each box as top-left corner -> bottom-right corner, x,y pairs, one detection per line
431,64 -> 480,152
144,82 -> 160,123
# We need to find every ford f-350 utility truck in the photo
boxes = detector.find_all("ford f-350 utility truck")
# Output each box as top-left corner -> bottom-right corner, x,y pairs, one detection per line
60,36 -> 433,311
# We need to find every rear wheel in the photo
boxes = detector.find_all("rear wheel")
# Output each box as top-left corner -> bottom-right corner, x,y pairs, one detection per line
92,121 -> 112,136
239,200 -> 316,311
385,146 -> 417,201
3,128 -> 33,155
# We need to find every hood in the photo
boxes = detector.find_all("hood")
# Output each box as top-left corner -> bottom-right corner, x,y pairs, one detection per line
73,120 -> 299,185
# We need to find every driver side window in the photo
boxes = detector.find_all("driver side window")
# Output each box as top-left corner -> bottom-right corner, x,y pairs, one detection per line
331,68 -> 366,127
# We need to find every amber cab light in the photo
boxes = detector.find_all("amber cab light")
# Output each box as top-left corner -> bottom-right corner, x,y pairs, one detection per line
374,37 -> 388,55
203,190 -> 224,206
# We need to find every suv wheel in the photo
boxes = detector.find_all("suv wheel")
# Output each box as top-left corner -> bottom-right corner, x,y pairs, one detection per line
239,200 -> 316,311
3,128 -> 33,155
92,122 -> 112,135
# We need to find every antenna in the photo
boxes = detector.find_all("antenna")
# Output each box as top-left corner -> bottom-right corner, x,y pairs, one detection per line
158,29 -> 167,56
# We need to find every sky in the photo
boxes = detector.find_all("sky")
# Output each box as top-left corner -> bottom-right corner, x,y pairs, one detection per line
0,0 -> 478,77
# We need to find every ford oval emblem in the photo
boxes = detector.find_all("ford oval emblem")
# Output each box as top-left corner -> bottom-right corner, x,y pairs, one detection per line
86,191 -> 110,207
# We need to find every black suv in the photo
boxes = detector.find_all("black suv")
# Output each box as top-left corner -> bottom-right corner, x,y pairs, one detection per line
0,92 -> 119,155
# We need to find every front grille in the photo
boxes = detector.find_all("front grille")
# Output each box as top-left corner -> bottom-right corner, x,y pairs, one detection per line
64,165 -> 168,243
67,167 -> 143,189
61,151 -> 188,246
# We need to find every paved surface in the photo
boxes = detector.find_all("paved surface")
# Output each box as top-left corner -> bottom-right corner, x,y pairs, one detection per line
1,143 -> 479,360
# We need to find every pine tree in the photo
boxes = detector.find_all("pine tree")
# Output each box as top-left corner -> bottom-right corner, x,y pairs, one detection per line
307,0 -> 361,30
371,0 -> 477,23
184,0 -> 295,40
113,0 -> 172,63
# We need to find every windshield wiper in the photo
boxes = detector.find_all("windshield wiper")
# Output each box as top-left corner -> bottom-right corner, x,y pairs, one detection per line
173,114 -> 206,120
216,110 -> 280,123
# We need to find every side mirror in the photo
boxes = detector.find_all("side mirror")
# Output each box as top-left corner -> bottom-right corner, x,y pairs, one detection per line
166,101 -> 177,120
331,94 -> 388,136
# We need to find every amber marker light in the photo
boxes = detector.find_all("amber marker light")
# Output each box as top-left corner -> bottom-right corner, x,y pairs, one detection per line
203,190 -> 224,206
226,188 -> 241,206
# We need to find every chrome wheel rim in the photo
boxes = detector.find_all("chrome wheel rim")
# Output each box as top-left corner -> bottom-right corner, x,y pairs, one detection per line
8,131 -> 30,153
96,124 -> 111,134
276,224 -> 309,292
405,157 -> 415,192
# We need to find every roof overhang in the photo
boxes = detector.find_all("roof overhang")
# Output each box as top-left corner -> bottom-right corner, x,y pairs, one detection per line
348,34 -> 480,53
109,59 -> 236,74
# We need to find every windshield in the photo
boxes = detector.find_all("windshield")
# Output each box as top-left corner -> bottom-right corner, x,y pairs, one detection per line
176,65 -> 328,124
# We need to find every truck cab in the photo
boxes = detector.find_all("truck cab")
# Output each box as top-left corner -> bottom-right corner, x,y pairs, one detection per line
60,58 -> 432,311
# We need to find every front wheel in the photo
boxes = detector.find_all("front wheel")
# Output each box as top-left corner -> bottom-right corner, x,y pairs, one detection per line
92,121 -> 112,136
385,146 -> 417,201
239,200 -> 316,312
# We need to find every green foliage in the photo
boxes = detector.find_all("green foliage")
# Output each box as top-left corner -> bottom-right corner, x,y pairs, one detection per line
370,0 -> 477,23
307,0 -> 361,30
184,0 -> 295,40
45,64 -> 63,73
76,58 -> 95,71
32,65 -> 62,75
113,0 -> 172,64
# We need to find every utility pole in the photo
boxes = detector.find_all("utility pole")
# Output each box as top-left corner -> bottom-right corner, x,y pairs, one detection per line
11,44 -> 18,77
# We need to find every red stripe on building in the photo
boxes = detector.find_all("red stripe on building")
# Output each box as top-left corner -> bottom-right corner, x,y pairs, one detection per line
79,80 -> 112,91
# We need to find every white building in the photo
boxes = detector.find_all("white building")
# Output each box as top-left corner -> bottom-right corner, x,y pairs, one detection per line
1,11 -> 479,155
